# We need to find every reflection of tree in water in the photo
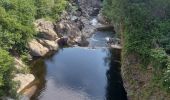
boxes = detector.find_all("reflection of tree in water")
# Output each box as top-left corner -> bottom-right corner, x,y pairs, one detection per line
105,48 -> 127,100
30,50 -> 60,100
30,58 -> 47,100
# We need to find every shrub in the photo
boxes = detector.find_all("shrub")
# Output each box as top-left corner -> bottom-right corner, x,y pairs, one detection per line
103,0 -> 170,92
0,0 -> 36,53
35,0 -> 68,20
0,49 -> 15,97
163,57 -> 170,91
151,48 -> 168,69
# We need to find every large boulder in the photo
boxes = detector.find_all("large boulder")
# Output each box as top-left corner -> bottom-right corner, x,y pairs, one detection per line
55,19 -> 82,38
35,19 -> 58,40
37,39 -> 59,50
28,39 -> 49,57
57,37 -> 69,46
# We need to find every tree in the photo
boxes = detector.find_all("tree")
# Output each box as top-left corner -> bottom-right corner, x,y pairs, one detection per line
0,0 -> 36,53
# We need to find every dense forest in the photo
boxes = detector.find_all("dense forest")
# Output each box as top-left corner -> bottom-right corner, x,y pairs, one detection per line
103,0 -> 170,97
0,0 -> 67,97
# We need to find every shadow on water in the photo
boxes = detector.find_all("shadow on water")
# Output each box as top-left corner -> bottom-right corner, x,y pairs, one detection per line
30,47 -> 127,100
105,49 -> 127,100
29,29 -> 127,100
30,58 -> 46,100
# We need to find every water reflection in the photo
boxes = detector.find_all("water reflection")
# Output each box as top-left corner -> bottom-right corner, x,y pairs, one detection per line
105,49 -> 127,100
31,47 -> 127,100
31,59 -> 47,100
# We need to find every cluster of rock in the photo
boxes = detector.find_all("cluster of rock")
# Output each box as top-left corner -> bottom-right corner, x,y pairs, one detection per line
71,0 -> 102,17
28,19 -> 59,57
27,1 -> 103,57
11,0 -> 116,99
27,0 -> 114,57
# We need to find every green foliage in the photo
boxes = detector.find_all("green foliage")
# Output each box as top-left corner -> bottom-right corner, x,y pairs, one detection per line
0,49 -> 16,97
103,0 -> 127,33
158,20 -> 170,52
163,57 -> 170,91
35,0 -> 67,20
151,48 -> 168,69
103,0 -> 170,92
0,0 -> 36,53
0,0 -> 67,53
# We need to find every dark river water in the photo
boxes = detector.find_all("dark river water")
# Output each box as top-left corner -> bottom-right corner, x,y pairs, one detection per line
30,31 -> 127,100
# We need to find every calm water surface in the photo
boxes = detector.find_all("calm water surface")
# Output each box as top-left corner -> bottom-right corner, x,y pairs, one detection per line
31,31 -> 127,100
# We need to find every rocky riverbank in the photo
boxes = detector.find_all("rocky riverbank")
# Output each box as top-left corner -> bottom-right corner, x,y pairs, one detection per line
14,0 -> 114,99
28,0 -> 113,57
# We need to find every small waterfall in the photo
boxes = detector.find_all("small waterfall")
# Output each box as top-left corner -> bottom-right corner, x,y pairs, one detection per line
90,18 -> 98,26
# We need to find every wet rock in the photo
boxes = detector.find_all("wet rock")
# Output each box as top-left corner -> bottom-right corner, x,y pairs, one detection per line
76,35 -> 89,47
57,37 -> 69,46
28,39 -> 49,57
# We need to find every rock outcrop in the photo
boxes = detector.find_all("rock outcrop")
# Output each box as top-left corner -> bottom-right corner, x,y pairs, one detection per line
29,19 -> 60,57
55,19 -> 82,38
37,39 -> 59,51
22,0 -> 116,99
54,0 -> 110,47
28,39 -> 49,57
34,19 -> 58,40
28,0 -> 110,57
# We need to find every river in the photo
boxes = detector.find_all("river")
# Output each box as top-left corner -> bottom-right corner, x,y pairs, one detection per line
30,31 -> 127,100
